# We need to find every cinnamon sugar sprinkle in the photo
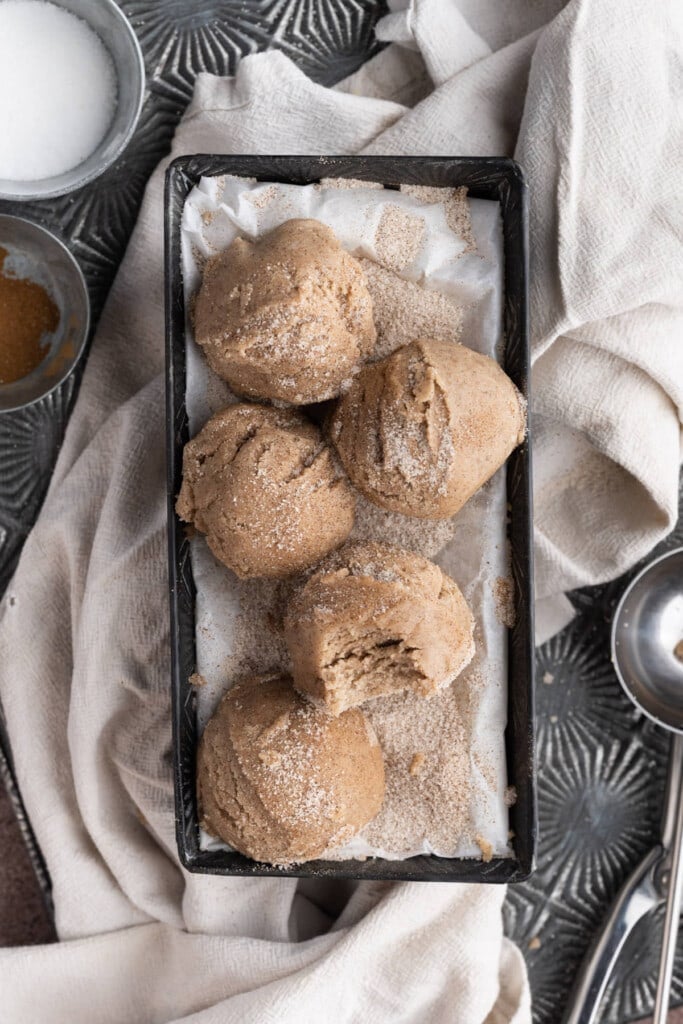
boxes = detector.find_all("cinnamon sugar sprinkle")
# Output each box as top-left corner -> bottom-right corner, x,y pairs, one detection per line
360,259 -> 463,360
374,204 -> 426,273
246,184 -> 277,209
363,668 -> 479,853
493,575 -> 516,629
220,577 -> 291,686
400,184 -> 476,252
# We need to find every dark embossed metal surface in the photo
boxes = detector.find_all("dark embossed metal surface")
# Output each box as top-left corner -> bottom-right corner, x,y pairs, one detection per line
507,481 -> 683,1023
0,2 -> 680,1021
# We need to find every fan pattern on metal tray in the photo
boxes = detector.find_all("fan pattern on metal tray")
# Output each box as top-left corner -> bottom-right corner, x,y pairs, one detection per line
0,2 -> 681,1020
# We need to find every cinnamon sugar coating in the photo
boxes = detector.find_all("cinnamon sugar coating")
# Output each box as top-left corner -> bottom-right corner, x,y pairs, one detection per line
330,338 -> 526,519
197,673 -> 385,864
194,218 -> 376,405
177,403 -> 355,579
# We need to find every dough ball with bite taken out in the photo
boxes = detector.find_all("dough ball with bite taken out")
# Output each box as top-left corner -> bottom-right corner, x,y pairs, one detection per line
284,541 -> 475,716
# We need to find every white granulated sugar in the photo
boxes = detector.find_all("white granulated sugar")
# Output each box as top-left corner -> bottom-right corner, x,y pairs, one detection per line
0,1 -> 116,181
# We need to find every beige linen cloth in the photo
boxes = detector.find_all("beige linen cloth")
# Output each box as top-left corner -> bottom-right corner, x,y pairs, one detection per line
0,1 -> 681,1020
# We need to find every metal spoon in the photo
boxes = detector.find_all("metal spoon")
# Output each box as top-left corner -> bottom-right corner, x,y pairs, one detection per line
564,546 -> 683,1024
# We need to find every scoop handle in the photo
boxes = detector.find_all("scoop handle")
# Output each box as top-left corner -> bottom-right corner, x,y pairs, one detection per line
653,733 -> 683,1024
562,846 -> 660,1024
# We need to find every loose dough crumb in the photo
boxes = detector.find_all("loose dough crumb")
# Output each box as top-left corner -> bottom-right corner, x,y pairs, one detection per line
504,785 -> 517,807
674,640 -> 683,662
528,936 -> 542,951
542,672 -> 554,685
189,672 -> 208,688
476,835 -> 494,863
409,753 -> 426,776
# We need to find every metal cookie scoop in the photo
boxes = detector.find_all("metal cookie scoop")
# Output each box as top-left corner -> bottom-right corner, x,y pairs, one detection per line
564,547 -> 683,1024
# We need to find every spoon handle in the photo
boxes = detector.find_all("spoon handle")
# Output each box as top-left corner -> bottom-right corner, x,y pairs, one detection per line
561,846 -> 660,1024
653,732 -> 683,1024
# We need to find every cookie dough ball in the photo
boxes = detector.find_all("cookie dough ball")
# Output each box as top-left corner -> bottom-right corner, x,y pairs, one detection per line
284,541 -> 475,716
198,674 -> 385,864
330,338 -> 526,519
176,404 -> 355,579
194,219 -> 376,405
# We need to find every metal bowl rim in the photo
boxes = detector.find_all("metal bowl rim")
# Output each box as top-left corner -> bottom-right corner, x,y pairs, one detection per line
0,214 -> 91,413
610,545 -> 683,734
0,0 -> 145,202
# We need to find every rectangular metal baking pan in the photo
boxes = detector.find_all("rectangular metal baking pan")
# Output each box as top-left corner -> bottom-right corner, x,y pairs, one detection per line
165,155 -> 535,882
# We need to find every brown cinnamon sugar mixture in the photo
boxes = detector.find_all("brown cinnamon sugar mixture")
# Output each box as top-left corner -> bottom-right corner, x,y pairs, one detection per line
0,247 -> 59,384
246,184 -> 277,209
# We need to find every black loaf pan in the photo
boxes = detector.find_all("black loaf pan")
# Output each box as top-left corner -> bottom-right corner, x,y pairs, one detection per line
165,155 -> 535,882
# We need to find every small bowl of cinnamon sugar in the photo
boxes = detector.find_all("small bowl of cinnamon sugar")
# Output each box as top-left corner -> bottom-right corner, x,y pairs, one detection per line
0,215 -> 89,413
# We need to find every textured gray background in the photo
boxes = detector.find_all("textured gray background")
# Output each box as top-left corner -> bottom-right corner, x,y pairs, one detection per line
0,3 -> 681,1021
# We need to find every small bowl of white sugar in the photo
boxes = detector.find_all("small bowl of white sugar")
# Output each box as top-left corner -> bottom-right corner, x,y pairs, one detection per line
0,0 -> 144,200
